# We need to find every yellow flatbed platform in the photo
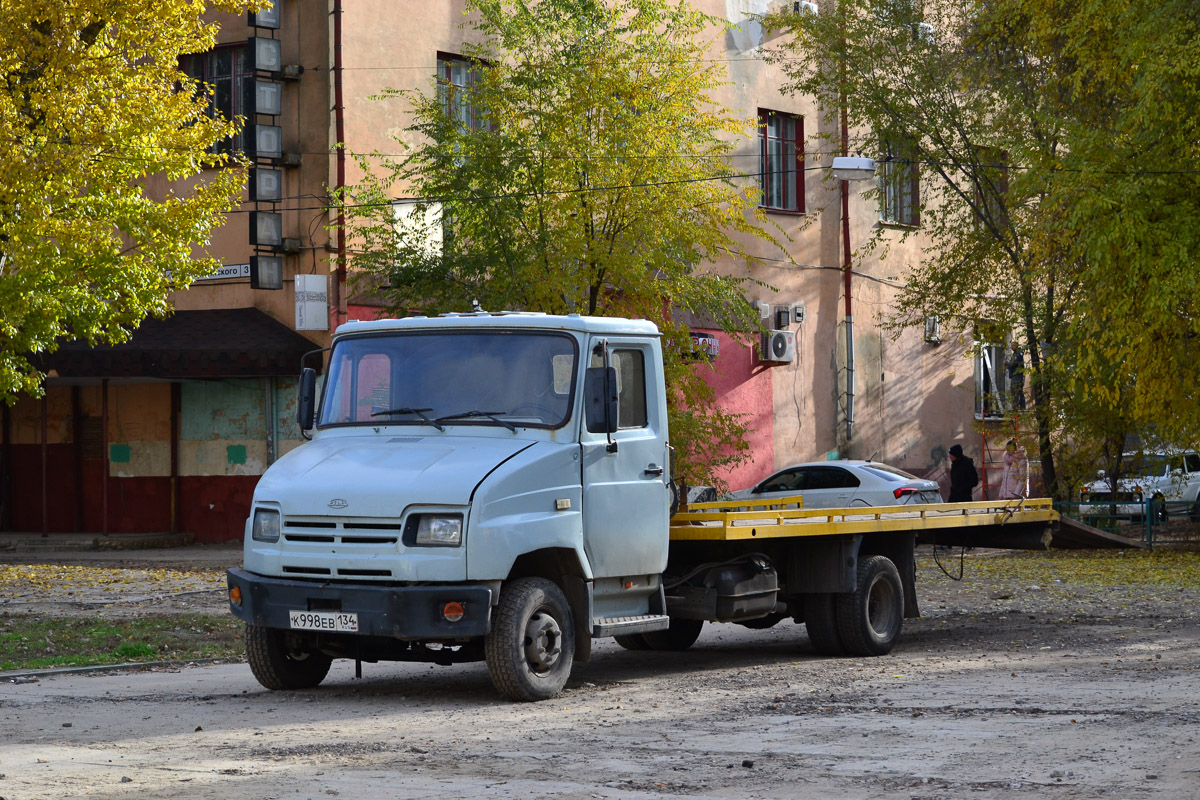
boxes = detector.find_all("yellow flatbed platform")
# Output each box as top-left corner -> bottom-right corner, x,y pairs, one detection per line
670,497 -> 1063,550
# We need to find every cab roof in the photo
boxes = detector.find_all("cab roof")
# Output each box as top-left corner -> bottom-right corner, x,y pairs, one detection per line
334,312 -> 661,338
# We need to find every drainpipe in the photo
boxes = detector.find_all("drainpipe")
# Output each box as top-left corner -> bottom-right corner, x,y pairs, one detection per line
41,395 -> 47,537
332,0 -> 347,328
841,94 -> 854,447
101,378 -> 108,536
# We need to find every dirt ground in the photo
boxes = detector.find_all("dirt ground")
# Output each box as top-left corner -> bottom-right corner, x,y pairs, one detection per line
1,545 -> 1198,799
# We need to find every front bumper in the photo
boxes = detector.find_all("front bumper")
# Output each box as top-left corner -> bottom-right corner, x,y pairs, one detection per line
227,568 -> 493,639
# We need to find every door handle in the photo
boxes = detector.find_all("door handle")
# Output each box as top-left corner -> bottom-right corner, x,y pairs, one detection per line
644,465 -> 664,476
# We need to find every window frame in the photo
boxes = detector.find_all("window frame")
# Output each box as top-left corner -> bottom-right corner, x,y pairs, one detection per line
611,348 -> 649,430
974,340 -> 1009,420
879,141 -> 920,226
758,109 -> 805,214
437,52 -> 484,132
180,43 -> 252,153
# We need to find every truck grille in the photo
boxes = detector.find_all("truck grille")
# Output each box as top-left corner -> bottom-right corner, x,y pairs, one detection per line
282,517 -> 404,545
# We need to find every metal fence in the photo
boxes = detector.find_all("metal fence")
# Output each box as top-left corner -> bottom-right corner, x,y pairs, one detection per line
1055,499 -> 1200,546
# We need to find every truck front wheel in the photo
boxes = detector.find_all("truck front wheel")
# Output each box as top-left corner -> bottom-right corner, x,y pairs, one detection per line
245,624 -> 332,690
485,577 -> 575,701
835,555 -> 903,657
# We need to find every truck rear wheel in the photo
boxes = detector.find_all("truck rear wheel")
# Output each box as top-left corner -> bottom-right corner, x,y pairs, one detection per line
640,618 -> 703,651
485,577 -> 575,701
804,593 -> 846,656
835,555 -> 903,657
614,633 -> 650,650
738,611 -> 787,630
245,624 -> 332,690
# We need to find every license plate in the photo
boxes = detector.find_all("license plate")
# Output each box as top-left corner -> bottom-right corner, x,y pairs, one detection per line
288,610 -> 358,632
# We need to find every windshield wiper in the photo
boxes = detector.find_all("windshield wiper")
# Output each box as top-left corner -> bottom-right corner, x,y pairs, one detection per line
369,407 -> 445,431
434,410 -> 517,432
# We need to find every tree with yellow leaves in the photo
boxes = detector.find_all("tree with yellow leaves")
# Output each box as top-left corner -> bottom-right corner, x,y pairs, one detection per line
0,0 -> 256,402
342,0 -> 783,488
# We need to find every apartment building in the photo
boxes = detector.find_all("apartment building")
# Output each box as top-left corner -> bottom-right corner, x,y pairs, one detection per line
1,0 -> 992,541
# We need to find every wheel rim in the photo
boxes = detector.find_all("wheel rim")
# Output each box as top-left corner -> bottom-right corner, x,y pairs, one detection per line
523,609 -> 562,674
865,575 -> 899,638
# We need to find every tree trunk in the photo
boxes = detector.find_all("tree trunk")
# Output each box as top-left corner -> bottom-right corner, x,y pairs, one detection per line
1031,372 -> 1058,499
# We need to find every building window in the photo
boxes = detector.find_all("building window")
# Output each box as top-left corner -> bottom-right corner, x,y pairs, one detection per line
880,142 -> 919,225
974,148 -> 1009,231
974,341 -> 1008,420
180,44 -> 251,153
759,110 -> 804,213
437,54 -> 483,132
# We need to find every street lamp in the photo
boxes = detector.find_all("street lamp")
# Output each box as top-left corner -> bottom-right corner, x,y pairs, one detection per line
832,156 -> 876,181
832,156 -> 875,447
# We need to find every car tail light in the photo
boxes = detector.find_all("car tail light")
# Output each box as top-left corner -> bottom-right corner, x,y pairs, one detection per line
894,487 -> 919,499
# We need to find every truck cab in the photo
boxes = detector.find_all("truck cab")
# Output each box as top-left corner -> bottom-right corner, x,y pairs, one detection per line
227,312 -> 673,700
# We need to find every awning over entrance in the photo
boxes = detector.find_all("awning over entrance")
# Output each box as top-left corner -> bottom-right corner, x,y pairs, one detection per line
35,308 -> 321,378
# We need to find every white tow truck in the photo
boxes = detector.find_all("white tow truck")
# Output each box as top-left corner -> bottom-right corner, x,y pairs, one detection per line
227,312 -> 1057,700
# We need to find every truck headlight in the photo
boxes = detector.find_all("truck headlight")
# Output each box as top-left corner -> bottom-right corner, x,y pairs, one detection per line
413,515 -> 463,547
252,508 -> 280,542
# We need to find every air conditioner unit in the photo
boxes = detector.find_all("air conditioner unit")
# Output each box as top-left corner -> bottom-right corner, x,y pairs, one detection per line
761,330 -> 796,363
795,1 -> 818,15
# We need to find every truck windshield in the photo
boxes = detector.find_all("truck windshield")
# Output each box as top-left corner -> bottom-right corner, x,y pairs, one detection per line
319,331 -> 578,430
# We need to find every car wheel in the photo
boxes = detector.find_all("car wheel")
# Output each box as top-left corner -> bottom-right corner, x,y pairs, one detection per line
737,612 -> 788,630
640,618 -> 704,651
245,624 -> 332,690
485,577 -> 575,702
835,555 -> 904,657
1151,493 -> 1168,523
804,593 -> 846,656
613,633 -> 650,650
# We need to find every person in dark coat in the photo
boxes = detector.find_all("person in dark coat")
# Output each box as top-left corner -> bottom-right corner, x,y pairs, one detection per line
947,443 -> 978,502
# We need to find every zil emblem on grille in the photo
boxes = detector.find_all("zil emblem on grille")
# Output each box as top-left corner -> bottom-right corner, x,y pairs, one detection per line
328,498 -> 349,510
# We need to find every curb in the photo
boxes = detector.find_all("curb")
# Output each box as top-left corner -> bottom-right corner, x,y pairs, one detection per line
2,656 -> 244,683
0,532 -> 197,553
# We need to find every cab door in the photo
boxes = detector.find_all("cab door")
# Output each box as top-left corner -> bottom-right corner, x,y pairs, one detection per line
580,338 -> 670,578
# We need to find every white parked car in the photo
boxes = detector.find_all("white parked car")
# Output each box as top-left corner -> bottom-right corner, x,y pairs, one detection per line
726,460 -> 943,509
1081,451 -> 1200,520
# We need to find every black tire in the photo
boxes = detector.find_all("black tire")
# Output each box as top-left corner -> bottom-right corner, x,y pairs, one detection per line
485,577 -> 575,702
804,593 -> 846,656
613,633 -> 651,650
1151,494 -> 1168,523
245,624 -> 332,690
737,612 -> 787,630
640,617 -> 704,651
835,555 -> 904,657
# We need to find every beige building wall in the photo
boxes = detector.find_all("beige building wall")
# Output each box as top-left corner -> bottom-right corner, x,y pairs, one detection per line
172,0 -> 981,492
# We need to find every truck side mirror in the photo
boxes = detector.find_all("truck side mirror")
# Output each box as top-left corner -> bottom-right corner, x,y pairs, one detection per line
584,366 -> 619,434
297,367 -> 317,431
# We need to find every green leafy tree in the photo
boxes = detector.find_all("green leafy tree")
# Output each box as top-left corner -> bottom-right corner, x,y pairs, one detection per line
343,0 -> 781,488
0,0 -> 255,402
767,0 -> 1200,497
